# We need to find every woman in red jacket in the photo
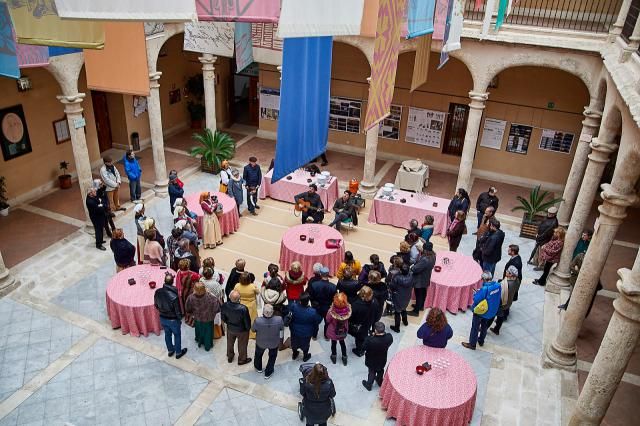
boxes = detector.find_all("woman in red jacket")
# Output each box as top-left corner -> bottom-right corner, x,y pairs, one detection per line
284,261 -> 307,302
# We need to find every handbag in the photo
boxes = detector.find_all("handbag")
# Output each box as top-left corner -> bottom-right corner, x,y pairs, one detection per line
473,299 -> 489,315
325,238 -> 342,249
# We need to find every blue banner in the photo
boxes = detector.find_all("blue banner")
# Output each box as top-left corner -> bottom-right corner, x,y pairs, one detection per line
438,0 -> 454,69
234,22 -> 253,72
407,0 -> 436,39
273,37 -> 333,183
48,46 -> 82,56
0,3 -> 19,79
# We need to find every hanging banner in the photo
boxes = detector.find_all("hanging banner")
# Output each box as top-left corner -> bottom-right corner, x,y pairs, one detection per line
17,43 -> 49,68
54,0 -> 197,21
278,0 -> 365,38
8,0 -> 104,49
252,23 -> 283,51
196,0 -> 280,22
235,22 -> 254,72
84,22 -> 149,96
475,0 -> 484,10
360,0 -> 380,37
407,0 -> 436,39
438,0 -> 454,69
48,46 -> 81,56
411,34 -> 432,91
496,0 -> 509,29
481,0 -> 496,38
363,0 -> 406,131
0,3 -> 19,79
443,0 -> 463,52
433,0 -> 450,40
274,37 -> 333,183
184,22 -> 235,57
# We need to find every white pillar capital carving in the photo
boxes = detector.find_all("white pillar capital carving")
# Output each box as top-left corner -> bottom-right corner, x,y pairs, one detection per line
587,138 -> 618,163
57,93 -> 86,116
468,91 -> 489,106
149,71 -> 162,89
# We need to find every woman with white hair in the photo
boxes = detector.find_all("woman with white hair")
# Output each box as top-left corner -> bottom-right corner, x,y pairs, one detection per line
227,168 -> 244,214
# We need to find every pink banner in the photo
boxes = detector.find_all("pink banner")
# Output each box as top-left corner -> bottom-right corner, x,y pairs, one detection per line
196,0 -> 280,22
16,43 -> 49,68
433,0 -> 450,40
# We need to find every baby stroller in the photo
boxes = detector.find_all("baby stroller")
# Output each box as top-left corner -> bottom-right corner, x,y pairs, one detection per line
297,363 -> 336,421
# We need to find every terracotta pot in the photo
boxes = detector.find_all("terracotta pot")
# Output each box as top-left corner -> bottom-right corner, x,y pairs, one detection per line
59,174 -> 72,189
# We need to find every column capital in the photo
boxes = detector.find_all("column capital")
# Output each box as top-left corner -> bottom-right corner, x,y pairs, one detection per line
198,55 -> 217,65
587,138 -> 618,163
596,183 -> 639,225
468,92 -> 488,110
56,93 -> 85,105
149,71 -> 162,89
614,267 -> 640,323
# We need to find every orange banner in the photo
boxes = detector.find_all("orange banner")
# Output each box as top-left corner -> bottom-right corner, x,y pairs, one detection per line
411,34 -> 432,92
84,22 -> 149,96
360,0 -> 380,37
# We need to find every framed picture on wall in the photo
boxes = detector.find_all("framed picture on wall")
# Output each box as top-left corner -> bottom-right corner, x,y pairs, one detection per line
329,96 -> 362,134
379,104 -> 402,140
53,117 -> 71,144
506,123 -> 533,155
259,87 -> 280,120
539,129 -> 574,154
0,104 -> 32,161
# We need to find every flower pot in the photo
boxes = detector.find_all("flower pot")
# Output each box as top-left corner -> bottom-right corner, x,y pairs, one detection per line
200,158 -> 219,174
519,213 -> 545,239
0,207 -> 8,217
58,174 -> 72,189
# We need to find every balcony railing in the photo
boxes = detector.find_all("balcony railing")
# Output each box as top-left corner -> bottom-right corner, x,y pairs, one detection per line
621,0 -> 639,42
464,0 -> 622,33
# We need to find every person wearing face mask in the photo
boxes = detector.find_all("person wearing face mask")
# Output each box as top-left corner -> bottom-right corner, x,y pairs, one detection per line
123,150 -> 142,202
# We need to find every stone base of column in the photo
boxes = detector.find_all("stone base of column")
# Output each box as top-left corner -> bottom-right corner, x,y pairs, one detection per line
544,341 -> 578,371
0,271 -> 19,298
546,269 -> 572,294
359,181 -> 378,199
153,181 -> 169,198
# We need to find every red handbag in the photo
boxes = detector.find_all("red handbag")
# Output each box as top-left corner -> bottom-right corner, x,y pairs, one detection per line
325,238 -> 342,249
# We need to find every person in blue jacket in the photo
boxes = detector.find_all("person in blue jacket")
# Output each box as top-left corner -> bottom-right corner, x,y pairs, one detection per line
123,150 -> 142,202
462,272 -> 501,350
168,170 -> 184,214
288,292 -> 321,362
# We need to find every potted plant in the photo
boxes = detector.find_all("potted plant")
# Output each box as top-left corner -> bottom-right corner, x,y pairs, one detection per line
186,74 -> 205,129
511,185 -> 563,239
0,176 -> 8,216
189,128 -> 236,174
59,161 -> 72,189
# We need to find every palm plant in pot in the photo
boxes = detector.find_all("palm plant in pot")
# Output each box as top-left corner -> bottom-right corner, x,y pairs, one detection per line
0,176 -> 8,216
189,128 -> 235,174
59,161 -> 72,189
511,185 -> 563,239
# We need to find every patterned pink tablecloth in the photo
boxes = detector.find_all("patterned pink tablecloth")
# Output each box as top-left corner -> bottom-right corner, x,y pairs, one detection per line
259,169 -> 339,211
279,224 -> 345,277
380,346 -> 477,426
367,188 -> 450,237
425,251 -> 483,313
183,191 -> 240,238
105,265 -> 176,337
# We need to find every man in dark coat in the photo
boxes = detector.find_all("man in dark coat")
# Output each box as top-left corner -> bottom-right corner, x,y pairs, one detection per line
294,184 -> 325,224
408,242 -> 436,316
362,322 -> 394,391
389,264 -> 414,333
86,187 -> 107,251
289,292 -> 322,362
475,186 -> 499,228
328,190 -> 358,230
221,290 -> 252,365
307,267 -> 336,339
528,207 -> 559,264
503,244 -> 523,282
336,268 -> 361,304
243,156 -> 262,215
168,170 -> 184,214
480,219 -> 505,277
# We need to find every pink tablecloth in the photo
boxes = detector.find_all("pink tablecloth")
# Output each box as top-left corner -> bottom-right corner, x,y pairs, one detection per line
279,224 -> 345,277
367,188 -> 450,237
183,191 -> 240,238
380,346 -> 477,426
105,265 -> 176,337
259,169 -> 339,211
426,251 -> 483,313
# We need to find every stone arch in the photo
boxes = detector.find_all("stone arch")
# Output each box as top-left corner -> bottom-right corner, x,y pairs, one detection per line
332,41 -> 371,82
146,23 -> 185,72
335,36 -> 373,66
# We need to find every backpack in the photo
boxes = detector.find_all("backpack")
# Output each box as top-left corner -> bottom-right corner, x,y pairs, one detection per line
334,319 -> 348,339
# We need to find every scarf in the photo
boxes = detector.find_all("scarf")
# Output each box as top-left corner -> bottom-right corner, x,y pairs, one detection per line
286,270 -> 305,285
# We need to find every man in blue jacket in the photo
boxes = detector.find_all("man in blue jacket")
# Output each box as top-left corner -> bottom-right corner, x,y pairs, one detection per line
243,156 -> 262,216
462,272 -> 502,350
288,292 -> 321,362
123,150 -> 142,202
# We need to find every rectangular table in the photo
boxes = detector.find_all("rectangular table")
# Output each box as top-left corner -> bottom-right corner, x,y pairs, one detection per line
259,169 -> 339,211
367,188 -> 450,237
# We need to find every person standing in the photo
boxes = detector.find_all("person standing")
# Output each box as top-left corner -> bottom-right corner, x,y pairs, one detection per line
336,267 -> 361,305
123,150 -> 142,202
361,322 -> 393,391
243,156 -> 262,216
475,186 -> 499,228
226,259 -> 253,297
389,263 -> 413,333
95,179 -> 115,238
367,270 -> 388,325
528,207 -> 559,265
233,272 -> 260,339
479,219 -> 505,276
289,292 -> 322,362
446,210 -> 467,252
349,286 -> 378,356
408,241 -> 436,317
221,290 -> 252,365
533,227 -> 566,286
284,261 -> 307,303
421,215 -> 435,243
110,228 -> 135,272
168,170 -> 185,214
99,156 -> 124,212
134,203 -> 146,264
154,273 -> 188,359
475,206 -> 496,238
300,364 -> 336,426
86,187 -> 107,251
490,266 -> 521,335
252,304 -> 284,379
227,169 -> 244,214
186,282 -> 220,351
307,267 -> 336,339
143,229 -> 165,266
358,254 -> 387,285
417,308 -> 453,348
200,192 -> 223,249
447,188 -> 470,222
462,272 -> 502,350
326,293 -> 352,365
336,251 -> 362,279
219,160 -> 231,194
294,184 -> 325,224
503,244 -> 523,282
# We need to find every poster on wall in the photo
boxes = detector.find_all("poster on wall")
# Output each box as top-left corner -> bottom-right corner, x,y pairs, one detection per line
183,21 -> 234,57
506,123 -> 533,155
329,96 -> 362,134
480,118 -> 507,150
133,96 -> 147,117
259,87 -> 280,120
0,104 -> 31,161
379,104 -> 402,140
406,107 -> 446,148
539,129 -> 574,154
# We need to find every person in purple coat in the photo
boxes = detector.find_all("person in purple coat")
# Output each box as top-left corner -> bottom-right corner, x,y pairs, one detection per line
417,308 -> 453,348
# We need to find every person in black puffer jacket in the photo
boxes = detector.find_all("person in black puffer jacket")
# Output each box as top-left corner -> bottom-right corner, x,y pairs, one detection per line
389,263 -> 413,333
336,267 -> 361,304
110,228 -> 136,272
349,286 -> 378,356
367,270 -> 388,325
300,363 -> 336,426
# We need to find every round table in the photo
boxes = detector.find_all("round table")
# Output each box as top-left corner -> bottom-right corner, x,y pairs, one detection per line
183,191 -> 240,238
380,346 -> 477,425
105,264 -> 176,337
279,224 -> 345,277
425,251 -> 483,313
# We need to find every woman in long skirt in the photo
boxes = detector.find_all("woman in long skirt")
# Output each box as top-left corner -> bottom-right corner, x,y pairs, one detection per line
186,282 -> 220,351
199,192 -> 223,249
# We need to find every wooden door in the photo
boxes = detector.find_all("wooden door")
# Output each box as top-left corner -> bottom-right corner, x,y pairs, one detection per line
442,103 -> 470,156
91,91 -> 113,152
248,76 -> 259,126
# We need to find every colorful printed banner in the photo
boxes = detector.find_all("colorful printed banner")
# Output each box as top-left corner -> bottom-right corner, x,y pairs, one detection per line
196,0 -> 280,22
235,22 -> 254,72
54,0 -> 197,21
433,0 -> 450,40
84,22 -> 149,96
363,0 -> 406,131
360,0 -> 380,37
407,0 -> 436,39
8,0 -> 104,48
273,37 -> 333,183
278,0 -> 364,38
17,43 -> 49,68
252,23 -> 283,51
438,0 -> 455,68
442,0 -> 464,52
496,0 -> 509,29
184,22 -> 235,57
0,3 -> 19,79
410,34 -> 432,91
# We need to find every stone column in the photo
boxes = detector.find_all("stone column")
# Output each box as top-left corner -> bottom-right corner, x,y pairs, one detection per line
147,71 -> 169,197
569,249 -> 640,425
556,106 -> 603,226
360,126 -> 380,196
199,54 -> 217,130
620,17 -> 640,62
0,250 -> 18,296
546,137 -> 617,292
608,0 -> 633,42
455,91 -> 488,192
57,93 -> 94,225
